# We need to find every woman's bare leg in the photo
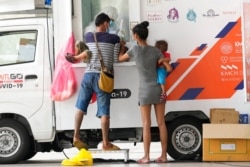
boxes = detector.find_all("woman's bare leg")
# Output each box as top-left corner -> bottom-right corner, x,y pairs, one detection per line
137,104 -> 151,163
154,103 -> 168,162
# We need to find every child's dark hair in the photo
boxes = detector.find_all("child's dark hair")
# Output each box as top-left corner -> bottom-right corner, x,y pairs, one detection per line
155,40 -> 168,52
95,13 -> 111,26
132,21 -> 149,40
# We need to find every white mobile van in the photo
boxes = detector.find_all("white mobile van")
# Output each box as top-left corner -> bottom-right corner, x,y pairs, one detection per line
0,0 -> 250,164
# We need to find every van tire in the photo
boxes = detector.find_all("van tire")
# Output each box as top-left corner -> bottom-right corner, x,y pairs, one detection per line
23,151 -> 37,161
0,119 -> 31,164
22,136 -> 36,161
167,117 -> 202,161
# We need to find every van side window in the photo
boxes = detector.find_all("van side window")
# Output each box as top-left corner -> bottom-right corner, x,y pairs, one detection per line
0,31 -> 37,66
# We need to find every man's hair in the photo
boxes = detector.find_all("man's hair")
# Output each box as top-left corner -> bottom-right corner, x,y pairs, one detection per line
95,13 -> 111,26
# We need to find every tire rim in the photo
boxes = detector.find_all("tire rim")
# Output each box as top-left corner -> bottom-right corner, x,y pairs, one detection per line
0,127 -> 20,157
171,124 -> 201,154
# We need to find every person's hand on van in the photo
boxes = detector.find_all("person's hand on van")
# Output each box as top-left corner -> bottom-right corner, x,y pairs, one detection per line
65,50 -> 92,64
65,53 -> 76,63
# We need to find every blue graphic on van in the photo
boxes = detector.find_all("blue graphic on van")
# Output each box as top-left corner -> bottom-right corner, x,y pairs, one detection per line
187,9 -> 196,22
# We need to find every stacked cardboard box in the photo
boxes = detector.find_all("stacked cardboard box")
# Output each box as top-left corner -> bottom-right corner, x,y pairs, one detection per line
203,124 -> 250,161
210,108 -> 239,124
202,108 -> 250,161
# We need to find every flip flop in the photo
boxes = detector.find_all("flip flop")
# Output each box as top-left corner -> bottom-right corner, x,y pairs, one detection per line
154,158 -> 168,163
73,140 -> 89,150
102,143 -> 120,151
137,158 -> 150,164
61,148 -> 93,166
61,158 -> 86,166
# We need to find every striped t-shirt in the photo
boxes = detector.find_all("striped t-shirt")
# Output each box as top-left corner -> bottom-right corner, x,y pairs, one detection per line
84,32 -> 120,73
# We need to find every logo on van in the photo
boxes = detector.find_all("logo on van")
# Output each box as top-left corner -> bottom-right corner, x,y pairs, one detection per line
0,73 -> 24,89
167,8 -> 179,22
187,9 -> 197,22
220,42 -> 233,55
203,9 -> 219,17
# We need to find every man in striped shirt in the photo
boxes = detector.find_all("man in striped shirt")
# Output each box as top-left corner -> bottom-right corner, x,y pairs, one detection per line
72,13 -> 121,151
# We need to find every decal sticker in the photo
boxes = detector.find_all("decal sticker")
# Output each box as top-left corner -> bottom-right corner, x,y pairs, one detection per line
0,73 -> 24,89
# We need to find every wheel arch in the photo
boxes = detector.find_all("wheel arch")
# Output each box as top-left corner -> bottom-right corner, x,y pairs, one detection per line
0,113 -> 33,136
165,110 -> 210,124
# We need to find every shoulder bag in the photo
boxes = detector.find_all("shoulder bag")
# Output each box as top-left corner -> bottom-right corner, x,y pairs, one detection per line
93,33 -> 114,93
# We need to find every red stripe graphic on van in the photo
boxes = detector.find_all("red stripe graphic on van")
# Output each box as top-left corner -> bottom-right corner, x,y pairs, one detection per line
166,18 -> 242,100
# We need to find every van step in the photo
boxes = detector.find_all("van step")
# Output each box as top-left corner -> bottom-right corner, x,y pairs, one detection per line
88,149 -> 129,163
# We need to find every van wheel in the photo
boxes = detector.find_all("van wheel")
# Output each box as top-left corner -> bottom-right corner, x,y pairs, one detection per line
167,117 -> 202,161
22,139 -> 36,161
23,150 -> 37,161
22,135 -> 36,161
0,119 -> 31,164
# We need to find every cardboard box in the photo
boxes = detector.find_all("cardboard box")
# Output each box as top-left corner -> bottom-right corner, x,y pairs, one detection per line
203,124 -> 250,161
210,108 -> 239,124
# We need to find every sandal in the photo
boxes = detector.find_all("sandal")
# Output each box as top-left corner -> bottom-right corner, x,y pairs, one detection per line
61,148 -> 93,166
102,143 -> 120,151
73,140 -> 89,150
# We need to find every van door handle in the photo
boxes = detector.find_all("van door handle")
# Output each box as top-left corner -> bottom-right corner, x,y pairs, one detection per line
25,75 -> 38,79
